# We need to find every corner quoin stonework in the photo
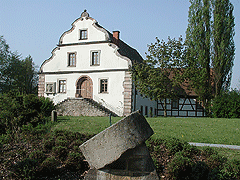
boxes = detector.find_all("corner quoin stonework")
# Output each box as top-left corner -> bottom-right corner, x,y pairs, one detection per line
79,111 -> 159,179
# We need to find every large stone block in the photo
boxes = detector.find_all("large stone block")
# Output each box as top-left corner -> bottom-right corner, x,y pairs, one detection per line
106,143 -> 155,173
79,111 -> 154,169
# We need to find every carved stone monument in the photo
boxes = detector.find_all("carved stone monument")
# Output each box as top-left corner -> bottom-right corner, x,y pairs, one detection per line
79,111 -> 159,179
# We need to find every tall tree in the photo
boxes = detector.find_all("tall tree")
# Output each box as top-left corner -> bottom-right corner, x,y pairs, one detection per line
212,0 -> 235,96
132,37 -> 186,116
21,56 -> 38,94
185,0 -> 235,110
185,0 -> 212,108
0,36 -> 38,94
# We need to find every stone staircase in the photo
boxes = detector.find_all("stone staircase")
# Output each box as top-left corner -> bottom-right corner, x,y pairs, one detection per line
56,98 -> 118,117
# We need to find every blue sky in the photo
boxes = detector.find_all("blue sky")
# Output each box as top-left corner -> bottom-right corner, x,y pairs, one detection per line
0,0 -> 239,88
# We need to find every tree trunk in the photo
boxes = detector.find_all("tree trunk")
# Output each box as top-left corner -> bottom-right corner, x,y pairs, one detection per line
164,98 -> 167,117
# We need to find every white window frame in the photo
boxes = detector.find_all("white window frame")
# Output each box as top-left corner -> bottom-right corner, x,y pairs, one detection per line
79,29 -> 88,40
46,82 -> 56,94
58,79 -> 67,93
99,78 -> 108,94
67,52 -> 77,67
90,50 -> 100,66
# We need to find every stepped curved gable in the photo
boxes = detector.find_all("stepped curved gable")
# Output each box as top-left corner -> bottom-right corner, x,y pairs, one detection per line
38,10 -> 155,116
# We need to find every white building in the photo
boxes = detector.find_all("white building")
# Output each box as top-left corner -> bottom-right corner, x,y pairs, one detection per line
38,10 -> 156,117
38,10 -> 205,117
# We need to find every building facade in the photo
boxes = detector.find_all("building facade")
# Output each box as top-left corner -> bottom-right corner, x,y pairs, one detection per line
38,10 -> 205,117
38,10 -> 156,116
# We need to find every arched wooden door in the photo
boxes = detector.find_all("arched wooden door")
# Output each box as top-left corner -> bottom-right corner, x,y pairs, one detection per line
76,76 -> 93,99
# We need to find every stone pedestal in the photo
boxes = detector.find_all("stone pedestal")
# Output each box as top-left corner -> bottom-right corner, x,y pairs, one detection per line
79,111 -> 159,179
51,110 -> 57,122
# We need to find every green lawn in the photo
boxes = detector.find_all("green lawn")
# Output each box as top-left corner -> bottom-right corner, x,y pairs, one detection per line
54,116 -> 240,146
149,117 -> 240,145
53,116 -> 240,161
53,116 -> 122,135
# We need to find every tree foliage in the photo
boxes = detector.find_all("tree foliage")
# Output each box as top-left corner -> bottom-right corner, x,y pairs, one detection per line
132,0 -> 235,116
0,93 -> 55,134
212,0 -> 235,95
132,37 -> 186,116
211,89 -> 240,118
185,0 -> 235,107
0,36 -> 38,94
185,0 -> 212,107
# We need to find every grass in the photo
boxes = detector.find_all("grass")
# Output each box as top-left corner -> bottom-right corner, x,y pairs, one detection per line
53,116 -> 240,163
53,116 -> 122,135
148,117 -> 240,145
54,116 -> 240,146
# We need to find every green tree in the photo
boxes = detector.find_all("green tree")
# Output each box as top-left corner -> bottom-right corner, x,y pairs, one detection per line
185,0 -> 235,111
17,55 -> 38,94
0,36 -> 11,92
212,0 -> 235,96
132,37 -> 186,116
185,0 -> 212,108
0,36 -> 38,94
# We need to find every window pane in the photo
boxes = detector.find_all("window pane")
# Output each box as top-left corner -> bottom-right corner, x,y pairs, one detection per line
100,79 -> 107,93
80,30 -> 87,39
68,53 -> 76,66
59,80 -> 66,93
92,52 -> 99,65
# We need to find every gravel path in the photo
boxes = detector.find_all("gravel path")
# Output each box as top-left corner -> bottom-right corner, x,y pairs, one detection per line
189,142 -> 240,150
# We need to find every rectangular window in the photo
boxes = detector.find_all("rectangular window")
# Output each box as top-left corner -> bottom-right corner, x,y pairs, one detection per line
100,79 -> 108,93
91,51 -> 100,66
46,83 -> 56,94
80,29 -> 87,40
59,80 -> 66,93
172,99 -> 178,109
68,53 -> 76,67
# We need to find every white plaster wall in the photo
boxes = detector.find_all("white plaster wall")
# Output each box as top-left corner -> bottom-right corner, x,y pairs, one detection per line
61,18 -> 107,44
44,71 -> 125,116
42,43 -> 129,72
41,14 -> 132,116
134,92 -> 157,117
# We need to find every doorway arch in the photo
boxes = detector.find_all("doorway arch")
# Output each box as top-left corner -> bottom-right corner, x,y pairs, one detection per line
76,76 -> 93,99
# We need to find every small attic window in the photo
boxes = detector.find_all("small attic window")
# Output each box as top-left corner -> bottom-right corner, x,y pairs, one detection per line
80,29 -> 87,40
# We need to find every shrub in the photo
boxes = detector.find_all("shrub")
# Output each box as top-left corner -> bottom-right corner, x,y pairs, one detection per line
55,136 -> 68,147
206,154 -> 226,170
39,96 -> 55,117
65,152 -> 85,171
182,143 -> 200,158
11,158 -> 37,179
0,93 -> 55,134
202,147 -> 217,157
164,137 -> 188,155
219,160 -> 240,179
0,93 -> 22,133
52,146 -> 68,161
168,152 -> 194,179
43,138 -> 55,151
0,133 -> 12,144
40,157 -> 59,173
191,161 -> 209,180
211,89 -> 240,118
69,139 -> 84,149
29,150 -> 46,163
